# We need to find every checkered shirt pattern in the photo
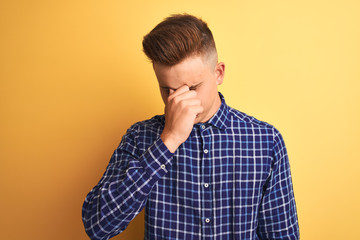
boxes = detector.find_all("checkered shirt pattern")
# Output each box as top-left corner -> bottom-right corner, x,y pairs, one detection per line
82,92 -> 299,240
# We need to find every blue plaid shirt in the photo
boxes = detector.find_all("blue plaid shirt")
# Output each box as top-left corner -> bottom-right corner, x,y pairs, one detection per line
82,92 -> 299,240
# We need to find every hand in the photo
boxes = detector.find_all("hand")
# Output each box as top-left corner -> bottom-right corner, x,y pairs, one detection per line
161,85 -> 203,153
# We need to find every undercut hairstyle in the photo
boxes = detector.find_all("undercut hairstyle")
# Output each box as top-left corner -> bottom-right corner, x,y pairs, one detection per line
142,13 -> 217,66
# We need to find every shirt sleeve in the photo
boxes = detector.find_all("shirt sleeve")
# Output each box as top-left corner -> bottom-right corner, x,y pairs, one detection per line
257,127 -> 300,239
82,125 -> 173,240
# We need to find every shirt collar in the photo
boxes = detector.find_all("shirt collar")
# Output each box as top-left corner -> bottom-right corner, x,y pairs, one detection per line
203,92 -> 230,130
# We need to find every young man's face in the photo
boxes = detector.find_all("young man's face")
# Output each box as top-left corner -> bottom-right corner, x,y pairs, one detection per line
153,54 -> 225,124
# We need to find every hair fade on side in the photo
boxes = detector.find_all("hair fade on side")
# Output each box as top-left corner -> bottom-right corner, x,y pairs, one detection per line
142,13 -> 217,66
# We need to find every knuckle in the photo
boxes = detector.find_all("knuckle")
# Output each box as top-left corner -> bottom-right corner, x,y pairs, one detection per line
184,107 -> 192,114
179,100 -> 186,108
167,95 -> 174,102
188,91 -> 196,97
173,97 -> 180,105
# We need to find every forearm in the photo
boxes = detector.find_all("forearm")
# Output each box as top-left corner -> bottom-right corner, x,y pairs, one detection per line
82,169 -> 150,239
82,137 -> 173,240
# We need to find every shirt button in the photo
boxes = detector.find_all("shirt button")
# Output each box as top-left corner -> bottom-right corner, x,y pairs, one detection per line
160,164 -> 166,170
201,125 -> 205,129
205,218 -> 210,223
204,183 -> 209,188
204,149 -> 208,154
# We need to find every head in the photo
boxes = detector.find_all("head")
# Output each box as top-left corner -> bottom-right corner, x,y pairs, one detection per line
142,13 -> 225,123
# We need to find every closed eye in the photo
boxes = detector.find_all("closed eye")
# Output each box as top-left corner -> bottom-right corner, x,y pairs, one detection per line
160,83 -> 202,93
189,83 -> 202,91
161,87 -> 174,95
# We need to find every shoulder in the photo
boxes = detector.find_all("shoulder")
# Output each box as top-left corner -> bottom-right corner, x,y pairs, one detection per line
227,106 -> 277,132
127,115 -> 164,131
226,106 -> 286,150
123,115 -> 165,142
116,115 -> 164,152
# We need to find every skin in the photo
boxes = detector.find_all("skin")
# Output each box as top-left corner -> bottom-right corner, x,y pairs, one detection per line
153,53 -> 225,153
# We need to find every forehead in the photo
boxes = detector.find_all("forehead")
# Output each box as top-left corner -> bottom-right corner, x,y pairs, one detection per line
153,55 -> 211,88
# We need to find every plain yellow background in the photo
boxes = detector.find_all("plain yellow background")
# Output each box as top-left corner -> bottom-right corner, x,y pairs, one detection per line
1,0 -> 359,239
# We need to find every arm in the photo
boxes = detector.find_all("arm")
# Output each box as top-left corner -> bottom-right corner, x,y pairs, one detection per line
257,128 -> 300,239
82,86 -> 202,239
82,125 -> 173,240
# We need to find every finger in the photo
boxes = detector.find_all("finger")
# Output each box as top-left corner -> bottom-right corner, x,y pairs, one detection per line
172,91 -> 198,104
186,105 -> 204,117
168,85 -> 190,100
180,98 -> 201,107
192,105 -> 204,114
190,106 -> 204,121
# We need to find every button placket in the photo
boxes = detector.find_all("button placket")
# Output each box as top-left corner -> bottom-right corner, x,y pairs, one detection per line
200,130 -> 213,237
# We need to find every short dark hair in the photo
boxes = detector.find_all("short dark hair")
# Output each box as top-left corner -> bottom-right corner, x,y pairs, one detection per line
142,13 -> 217,66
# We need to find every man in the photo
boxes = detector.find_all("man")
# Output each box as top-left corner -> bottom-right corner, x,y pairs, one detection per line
82,14 -> 299,240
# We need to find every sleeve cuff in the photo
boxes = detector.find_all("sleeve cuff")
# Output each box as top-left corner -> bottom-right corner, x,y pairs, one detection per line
138,137 -> 174,191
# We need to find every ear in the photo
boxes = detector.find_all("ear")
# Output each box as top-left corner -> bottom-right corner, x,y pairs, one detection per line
214,62 -> 225,85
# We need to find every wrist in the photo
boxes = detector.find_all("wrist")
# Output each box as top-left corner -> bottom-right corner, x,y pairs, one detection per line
160,131 -> 182,153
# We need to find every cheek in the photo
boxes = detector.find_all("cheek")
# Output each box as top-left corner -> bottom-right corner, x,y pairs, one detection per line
198,83 -> 218,107
196,89 -> 207,106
